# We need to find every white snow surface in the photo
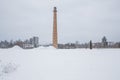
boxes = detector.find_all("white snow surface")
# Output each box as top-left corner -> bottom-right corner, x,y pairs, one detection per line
0,46 -> 120,80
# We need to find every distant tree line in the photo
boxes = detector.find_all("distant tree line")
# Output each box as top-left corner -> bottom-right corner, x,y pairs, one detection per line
0,36 -> 39,49
58,36 -> 120,49
0,36 -> 120,49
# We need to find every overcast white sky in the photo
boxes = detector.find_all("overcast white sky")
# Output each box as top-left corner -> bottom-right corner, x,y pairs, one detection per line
0,0 -> 120,44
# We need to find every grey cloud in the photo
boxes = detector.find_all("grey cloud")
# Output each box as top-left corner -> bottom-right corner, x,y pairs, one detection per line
0,0 -> 120,43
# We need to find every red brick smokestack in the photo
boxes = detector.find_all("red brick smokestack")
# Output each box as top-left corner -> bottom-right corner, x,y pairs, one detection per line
53,7 -> 58,48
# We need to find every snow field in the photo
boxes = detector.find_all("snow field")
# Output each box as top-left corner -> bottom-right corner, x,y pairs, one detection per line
0,46 -> 120,80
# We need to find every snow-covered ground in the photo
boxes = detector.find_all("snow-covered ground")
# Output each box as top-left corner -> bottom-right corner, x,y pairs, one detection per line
0,46 -> 120,80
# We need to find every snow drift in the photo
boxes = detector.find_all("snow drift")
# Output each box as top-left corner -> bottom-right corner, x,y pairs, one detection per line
0,47 -> 120,80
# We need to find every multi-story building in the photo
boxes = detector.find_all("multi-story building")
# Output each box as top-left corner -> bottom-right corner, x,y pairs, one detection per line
33,37 -> 39,48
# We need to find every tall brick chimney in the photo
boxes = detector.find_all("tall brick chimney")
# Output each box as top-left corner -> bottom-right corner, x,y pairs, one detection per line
53,7 -> 58,48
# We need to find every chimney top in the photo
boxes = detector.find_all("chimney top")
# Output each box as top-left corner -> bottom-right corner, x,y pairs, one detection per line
54,7 -> 57,12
